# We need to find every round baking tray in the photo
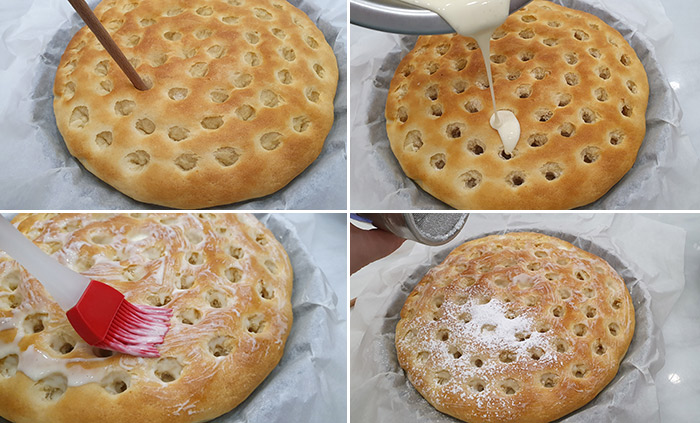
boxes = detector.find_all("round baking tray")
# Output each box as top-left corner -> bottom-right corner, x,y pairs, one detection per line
351,229 -> 658,422
350,0 -> 532,34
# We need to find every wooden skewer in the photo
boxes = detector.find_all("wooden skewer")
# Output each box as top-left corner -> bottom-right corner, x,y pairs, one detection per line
67,0 -> 149,91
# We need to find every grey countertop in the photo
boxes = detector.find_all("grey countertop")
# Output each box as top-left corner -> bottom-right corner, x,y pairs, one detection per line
658,0 -> 700,156
614,0 -> 700,414
640,214 -> 700,421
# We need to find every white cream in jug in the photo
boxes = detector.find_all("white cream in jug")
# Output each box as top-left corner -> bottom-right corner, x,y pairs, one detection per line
399,0 -> 521,153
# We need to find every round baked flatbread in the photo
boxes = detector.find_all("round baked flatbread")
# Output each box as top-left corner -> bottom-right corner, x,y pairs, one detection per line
0,213 -> 293,423
395,232 -> 635,423
386,0 -> 649,209
54,0 -> 338,209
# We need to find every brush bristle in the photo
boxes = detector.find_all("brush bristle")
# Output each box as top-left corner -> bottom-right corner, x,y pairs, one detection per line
95,301 -> 172,358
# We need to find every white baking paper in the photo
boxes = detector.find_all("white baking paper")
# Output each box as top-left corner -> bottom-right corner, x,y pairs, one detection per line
0,213 -> 347,423
349,0 -> 700,210
0,0 -> 347,210
350,213 -> 686,422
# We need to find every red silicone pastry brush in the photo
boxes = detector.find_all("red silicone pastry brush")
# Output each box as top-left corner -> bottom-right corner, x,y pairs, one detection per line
0,217 -> 171,357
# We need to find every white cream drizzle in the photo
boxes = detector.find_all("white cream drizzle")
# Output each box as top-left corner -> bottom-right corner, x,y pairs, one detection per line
18,345 -> 109,386
0,317 -> 14,331
399,0 -> 522,153
490,110 -> 521,154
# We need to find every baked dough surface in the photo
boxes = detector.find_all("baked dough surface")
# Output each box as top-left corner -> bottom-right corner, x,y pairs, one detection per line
386,0 -> 649,209
395,232 -> 635,423
0,213 -> 293,423
54,0 -> 338,209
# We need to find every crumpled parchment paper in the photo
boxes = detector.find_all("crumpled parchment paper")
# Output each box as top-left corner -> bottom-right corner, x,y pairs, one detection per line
350,213 -> 686,422
349,0 -> 700,209
0,0 -> 346,210
0,213 -> 346,423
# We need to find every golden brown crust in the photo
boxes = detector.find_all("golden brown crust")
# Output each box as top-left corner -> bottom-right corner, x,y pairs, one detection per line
395,232 -> 635,423
53,0 -> 338,209
0,213 -> 293,423
386,0 -> 649,209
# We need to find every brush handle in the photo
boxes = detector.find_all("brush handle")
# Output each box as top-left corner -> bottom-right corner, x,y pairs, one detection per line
0,217 -> 90,310
67,0 -> 150,91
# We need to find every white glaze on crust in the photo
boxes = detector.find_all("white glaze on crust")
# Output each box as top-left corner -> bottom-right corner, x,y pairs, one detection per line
0,213 -> 293,423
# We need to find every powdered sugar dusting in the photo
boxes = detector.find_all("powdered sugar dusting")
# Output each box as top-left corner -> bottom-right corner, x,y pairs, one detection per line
401,297 -> 554,387
453,299 -> 548,357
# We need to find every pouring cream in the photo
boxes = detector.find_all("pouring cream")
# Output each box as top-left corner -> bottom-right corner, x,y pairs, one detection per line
399,0 -> 521,153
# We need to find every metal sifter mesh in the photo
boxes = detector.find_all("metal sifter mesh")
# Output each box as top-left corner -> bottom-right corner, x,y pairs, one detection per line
410,213 -> 467,244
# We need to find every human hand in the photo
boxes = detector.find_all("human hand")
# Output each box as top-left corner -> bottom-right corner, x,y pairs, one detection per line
350,224 -> 405,275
